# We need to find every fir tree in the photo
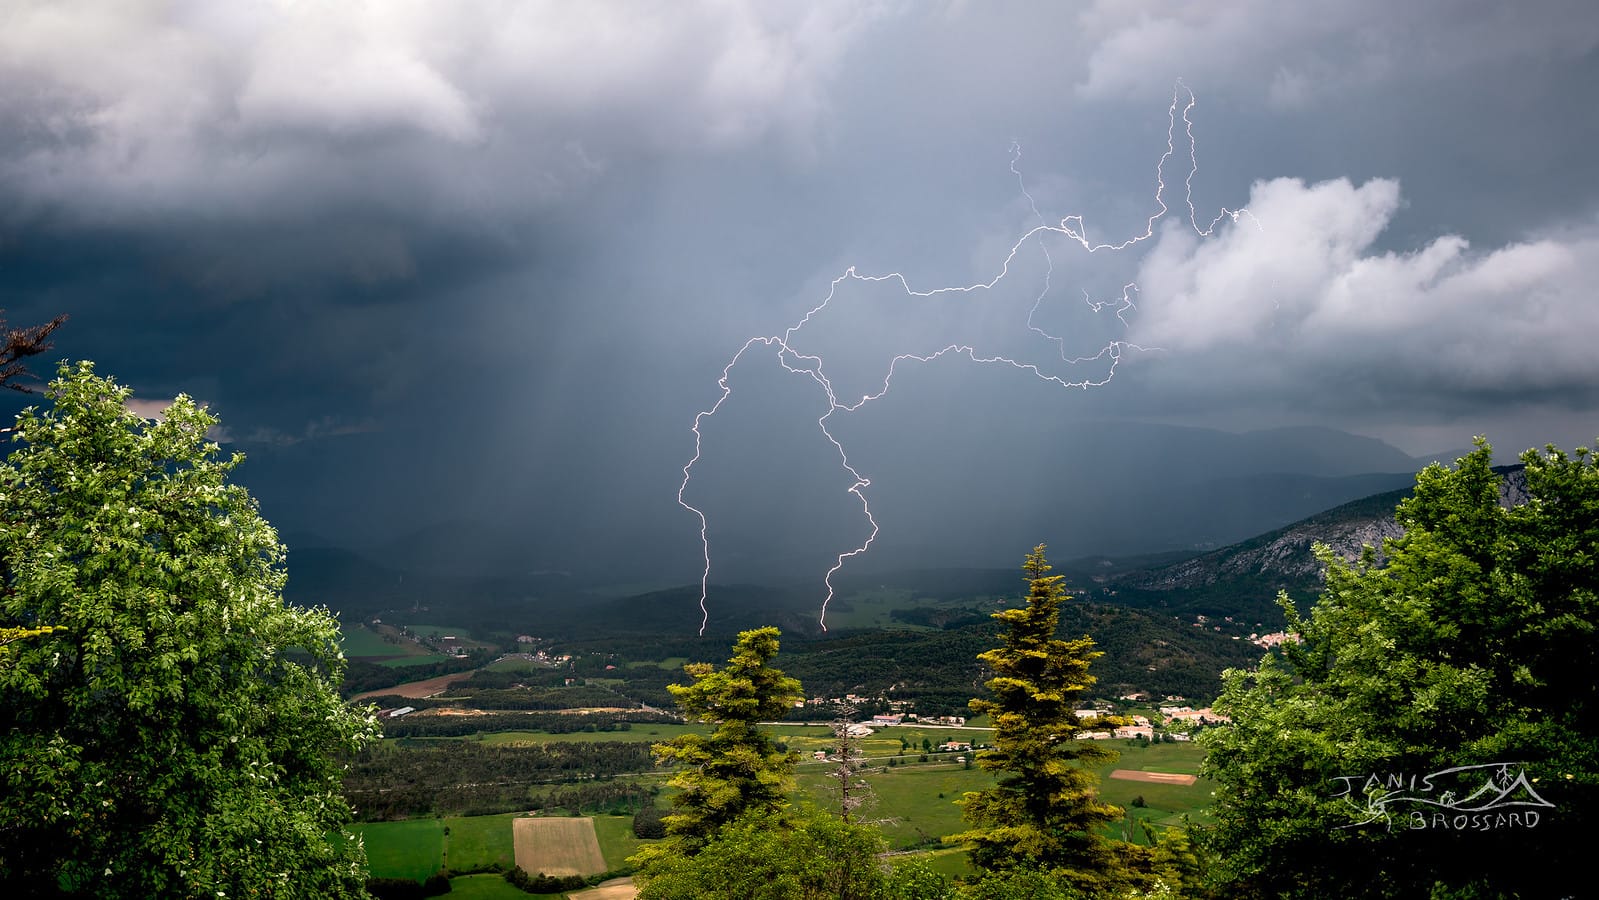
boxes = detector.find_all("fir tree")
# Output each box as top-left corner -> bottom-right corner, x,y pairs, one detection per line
952,545 -> 1125,891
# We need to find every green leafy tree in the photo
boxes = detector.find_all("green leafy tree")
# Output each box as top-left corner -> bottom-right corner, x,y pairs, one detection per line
634,805 -> 889,900
1199,440 -> 1599,899
648,626 -> 803,844
0,362 -> 380,898
950,545 -> 1127,893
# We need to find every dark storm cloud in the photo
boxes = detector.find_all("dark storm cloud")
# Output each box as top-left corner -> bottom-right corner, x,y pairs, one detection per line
3,1 -> 1598,580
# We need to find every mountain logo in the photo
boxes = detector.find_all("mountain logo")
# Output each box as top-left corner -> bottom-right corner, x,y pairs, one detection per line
1331,762 -> 1556,832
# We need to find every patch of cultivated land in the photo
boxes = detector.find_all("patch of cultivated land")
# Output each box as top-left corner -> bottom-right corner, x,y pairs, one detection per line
513,816 -> 608,877
1110,769 -> 1197,785
354,669 -> 477,700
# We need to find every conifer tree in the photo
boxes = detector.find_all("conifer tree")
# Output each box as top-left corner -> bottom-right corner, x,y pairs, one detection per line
649,626 -> 803,844
952,545 -> 1125,890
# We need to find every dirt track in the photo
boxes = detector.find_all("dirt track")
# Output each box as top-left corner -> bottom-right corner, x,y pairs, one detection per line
578,878 -> 637,899
1109,769 -> 1197,785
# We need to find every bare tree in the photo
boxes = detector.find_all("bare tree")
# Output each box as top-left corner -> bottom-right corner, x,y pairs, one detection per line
1,310 -> 68,392
827,707 -> 876,824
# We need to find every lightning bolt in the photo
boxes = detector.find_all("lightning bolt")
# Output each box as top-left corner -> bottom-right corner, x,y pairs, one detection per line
679,80 -> 1252,635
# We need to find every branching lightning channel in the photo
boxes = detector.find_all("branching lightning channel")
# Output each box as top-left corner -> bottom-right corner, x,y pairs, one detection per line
678,80 -> 1251,635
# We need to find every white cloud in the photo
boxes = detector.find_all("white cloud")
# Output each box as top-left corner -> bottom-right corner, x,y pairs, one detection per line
0,0 -> 893,222
1130,176 -> 1599,397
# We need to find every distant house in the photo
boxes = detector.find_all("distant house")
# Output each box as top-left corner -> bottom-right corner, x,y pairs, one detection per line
845,724 -> 874,737
938,741 -> 972,752
871,714 -> 904,726
1113,725 -> 1154,739
1074,708 -> 1100,721
381,706 -> 415,719
1167,707 -> 1230,725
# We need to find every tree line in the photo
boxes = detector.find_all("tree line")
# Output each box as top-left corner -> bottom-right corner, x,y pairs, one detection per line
343,739 -> 656,821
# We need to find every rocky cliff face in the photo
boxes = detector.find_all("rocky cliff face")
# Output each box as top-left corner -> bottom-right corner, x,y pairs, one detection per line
1121,467 -> 1527,592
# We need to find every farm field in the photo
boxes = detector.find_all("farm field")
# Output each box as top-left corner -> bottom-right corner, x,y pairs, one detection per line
802,762 -> 991,850
794,739 -> 1212,848
816,588 -> 936,630
513,817 -> 607,877
354,670 -> 478,700
356,813 -> 518,880
404,623 -> 498,647
485,656 -> 557,672
442,812 -> 518,872
591,812 -> 649,870
353,818 -> 444,881
377,654 -> 453,668
440,874 -> 538,898
338,623 -> 409,657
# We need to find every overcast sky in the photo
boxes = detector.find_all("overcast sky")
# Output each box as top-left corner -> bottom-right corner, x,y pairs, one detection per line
3,1 -> 1598,583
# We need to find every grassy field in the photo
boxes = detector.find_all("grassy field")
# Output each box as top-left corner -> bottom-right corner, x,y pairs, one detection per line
444,874 -> 548,898
793,739 -> 1214,848
338,623 -> 407,657
799,762 -> 991,850
485,656 -> 555,672
591,811 -> 650,870
354,818 -> 444,880
815,588 -> 928,630
626,657 -> 687,671
377,654 -> 453,668
358,735 -> 1212,884
403,623 -> 477,639
443,813 -> 518,872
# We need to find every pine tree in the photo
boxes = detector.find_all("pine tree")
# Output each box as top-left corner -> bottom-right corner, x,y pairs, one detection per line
649,627 -> 802,844
951,545 -> 1125,889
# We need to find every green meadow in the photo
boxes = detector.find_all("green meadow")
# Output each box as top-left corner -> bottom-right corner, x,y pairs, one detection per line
354,818 -> 444,881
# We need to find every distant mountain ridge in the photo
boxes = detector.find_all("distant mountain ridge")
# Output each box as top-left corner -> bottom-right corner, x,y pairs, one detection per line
1094,465 -> 1529,626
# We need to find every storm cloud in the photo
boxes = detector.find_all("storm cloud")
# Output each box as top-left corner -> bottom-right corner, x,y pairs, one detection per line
2,1 -> 1597,585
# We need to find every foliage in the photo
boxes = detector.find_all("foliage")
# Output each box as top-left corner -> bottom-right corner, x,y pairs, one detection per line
365,874 -> 452,899
648,626 -> 803,844
1199,440 -> 1599,899
502,866 -> 584,894
960,867 -> 1088,900
951,545 -> 1129,892
345,740 -> 656,820
632,803 -> 666,839
0,624 -> 61,661
0,362 -> 379,897
632,805 -> 889,900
